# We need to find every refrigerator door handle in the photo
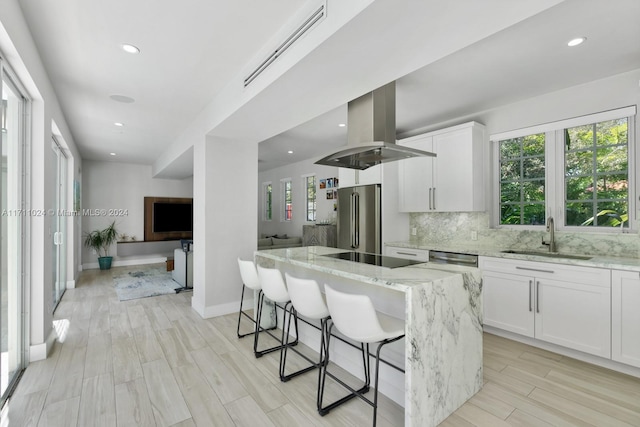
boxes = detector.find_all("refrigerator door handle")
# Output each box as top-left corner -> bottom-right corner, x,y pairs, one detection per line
351,192 -> 359,248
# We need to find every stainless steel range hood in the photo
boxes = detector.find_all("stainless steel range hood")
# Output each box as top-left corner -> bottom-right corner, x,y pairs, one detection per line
315,82 -> 435,170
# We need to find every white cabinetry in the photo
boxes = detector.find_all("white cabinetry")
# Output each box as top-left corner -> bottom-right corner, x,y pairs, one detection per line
612,270 -> 640,368
480,257 -> 611,358
397,121 -> 485,212
385,246 -> 429,262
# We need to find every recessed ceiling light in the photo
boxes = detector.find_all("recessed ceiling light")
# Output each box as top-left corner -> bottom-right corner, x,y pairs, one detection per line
338,123 -> 346,127
110,94 -> 135,103
114,122 -> 124,127
121,44 -> 140,54
110,152 -> 116,156
287,150 -> 294,154
567,37 -> 586,47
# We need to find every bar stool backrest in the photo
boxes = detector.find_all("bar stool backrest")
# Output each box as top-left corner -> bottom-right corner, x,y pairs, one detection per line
285,273 -> 330,320
257,265 -> 290,304
237,258 -> 261,291
324,284 -> 387,343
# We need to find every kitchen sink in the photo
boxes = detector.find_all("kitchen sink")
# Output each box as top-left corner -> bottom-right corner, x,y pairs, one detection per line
501,250 -> 592,260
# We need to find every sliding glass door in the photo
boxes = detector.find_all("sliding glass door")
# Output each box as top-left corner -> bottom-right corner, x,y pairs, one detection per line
1,61 -> 26,406
51,138 -> 67,309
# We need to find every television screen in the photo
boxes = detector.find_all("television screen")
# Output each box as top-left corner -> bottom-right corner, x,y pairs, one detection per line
153,202 -> 193,233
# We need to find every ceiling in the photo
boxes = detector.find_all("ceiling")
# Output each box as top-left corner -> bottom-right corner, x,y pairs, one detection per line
259,0 -> 640,171
16,0 -> 640,174
17,0 -> 307,163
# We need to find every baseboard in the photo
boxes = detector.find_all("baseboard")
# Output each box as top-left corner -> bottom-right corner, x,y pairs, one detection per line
484,326 -> 640,379
66,279 -> 76,289
83,255 -> 167,270
29,328 -> 57,362
191,299 -> 243,319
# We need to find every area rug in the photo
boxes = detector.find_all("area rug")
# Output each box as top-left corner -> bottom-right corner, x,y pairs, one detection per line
113,268 -> 182,301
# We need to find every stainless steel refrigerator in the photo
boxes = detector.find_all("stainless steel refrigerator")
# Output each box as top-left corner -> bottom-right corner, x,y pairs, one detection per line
337,184 -> 381,254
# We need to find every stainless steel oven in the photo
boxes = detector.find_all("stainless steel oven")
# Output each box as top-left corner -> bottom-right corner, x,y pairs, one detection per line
429,250 -> 478,268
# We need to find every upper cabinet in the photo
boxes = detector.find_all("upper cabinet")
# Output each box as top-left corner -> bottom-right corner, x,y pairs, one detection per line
397,121 -> 485,212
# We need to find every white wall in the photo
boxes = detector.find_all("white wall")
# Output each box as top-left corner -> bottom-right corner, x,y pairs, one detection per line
411,68 -> 640,249
81,161 -> 193,268
1,0 -> 82,360
258,157 -> 338,238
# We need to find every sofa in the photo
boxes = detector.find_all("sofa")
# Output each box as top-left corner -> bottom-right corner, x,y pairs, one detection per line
258,234 -> 303,250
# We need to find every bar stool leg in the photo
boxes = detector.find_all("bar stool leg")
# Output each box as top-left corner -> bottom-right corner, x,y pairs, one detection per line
280,304 -> 317,382
237,285 -> 258,338
279,302 -> 296,380
316,317 -> 329,410
253,291 -> 266,356
318,324 -> 370,416
253,294 -> 299,358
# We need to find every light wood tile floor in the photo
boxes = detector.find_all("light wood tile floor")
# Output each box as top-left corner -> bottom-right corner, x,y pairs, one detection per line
2,265 -> 640,426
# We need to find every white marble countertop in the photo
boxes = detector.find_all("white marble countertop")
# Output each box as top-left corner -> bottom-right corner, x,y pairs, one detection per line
255,245 -> 479,293
385,241 -> 640,271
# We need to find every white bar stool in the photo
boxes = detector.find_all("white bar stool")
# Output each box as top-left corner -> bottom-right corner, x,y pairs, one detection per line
283,274 -> 331,407
236,258 -> 261,339
320,284 -> 405,427
255,265 -> 299,359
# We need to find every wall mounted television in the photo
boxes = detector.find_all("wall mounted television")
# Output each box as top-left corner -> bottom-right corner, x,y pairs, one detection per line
144,197 -> 193,241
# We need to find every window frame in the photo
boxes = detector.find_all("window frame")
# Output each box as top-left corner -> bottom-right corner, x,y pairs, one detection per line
262,181 -> 272,221
0,53 -> 30,406
302,174 -> 316,223
491,106 -> 636,233
281,178 -> 292,222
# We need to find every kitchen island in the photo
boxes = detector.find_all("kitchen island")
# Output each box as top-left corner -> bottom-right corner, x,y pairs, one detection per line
255,246 -> 483,427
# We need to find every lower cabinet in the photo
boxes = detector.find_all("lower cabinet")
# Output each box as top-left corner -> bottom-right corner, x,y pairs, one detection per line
480,257 -> 611,358
612,270 -> 640,368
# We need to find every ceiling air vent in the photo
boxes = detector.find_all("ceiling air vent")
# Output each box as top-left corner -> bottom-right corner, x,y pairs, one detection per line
244,2 -> 326,87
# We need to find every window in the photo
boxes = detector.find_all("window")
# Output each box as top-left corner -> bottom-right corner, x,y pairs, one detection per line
304,175 -> 316,222
262,182 -> 272,221
499,133 -> 546,225
282,178 -> 292,221
565,119 -> 628,227
493,106 -> 635,231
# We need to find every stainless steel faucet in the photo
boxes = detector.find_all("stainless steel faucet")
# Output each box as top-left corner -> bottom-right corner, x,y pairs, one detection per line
542,216 -> 556,252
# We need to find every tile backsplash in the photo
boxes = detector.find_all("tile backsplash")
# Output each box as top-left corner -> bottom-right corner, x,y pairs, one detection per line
410,212 -> 640,258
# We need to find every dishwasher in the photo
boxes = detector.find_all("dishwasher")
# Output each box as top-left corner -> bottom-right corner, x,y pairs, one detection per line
428,250 -> 478,268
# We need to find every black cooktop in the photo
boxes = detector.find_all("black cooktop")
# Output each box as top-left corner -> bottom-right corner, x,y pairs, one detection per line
322,251 -> 424,269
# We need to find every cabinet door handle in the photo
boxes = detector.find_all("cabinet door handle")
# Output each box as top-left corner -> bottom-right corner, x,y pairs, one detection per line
536,281 -> 540,313
433,187 -> 436,210
528,280 -> 533,312
396,251 -> 417,257
516,266 -> 554,274
428,188 -> 432,210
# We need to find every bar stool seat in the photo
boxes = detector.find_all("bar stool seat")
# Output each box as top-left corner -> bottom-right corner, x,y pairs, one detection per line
236,258 -> 261,339
283,274 -> 331,407
254,265 -> 299,359
320,284 -> 405,427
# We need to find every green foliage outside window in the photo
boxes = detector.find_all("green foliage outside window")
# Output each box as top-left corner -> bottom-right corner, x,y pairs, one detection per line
284,180 -> 292,221
499,133 -> 546,225
265,183 -> 272,220
305,176 -> 316,221
565,119 -> 628,227
498,116 -> 629,229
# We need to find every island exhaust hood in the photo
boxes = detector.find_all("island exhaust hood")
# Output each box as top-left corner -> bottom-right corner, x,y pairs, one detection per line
315,82 -> 435,170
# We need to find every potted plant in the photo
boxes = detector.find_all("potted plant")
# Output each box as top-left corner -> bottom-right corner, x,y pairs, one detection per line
84,221 -> 119,270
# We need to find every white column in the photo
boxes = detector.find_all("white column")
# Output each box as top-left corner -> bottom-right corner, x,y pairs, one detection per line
191,135 -> 258,318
